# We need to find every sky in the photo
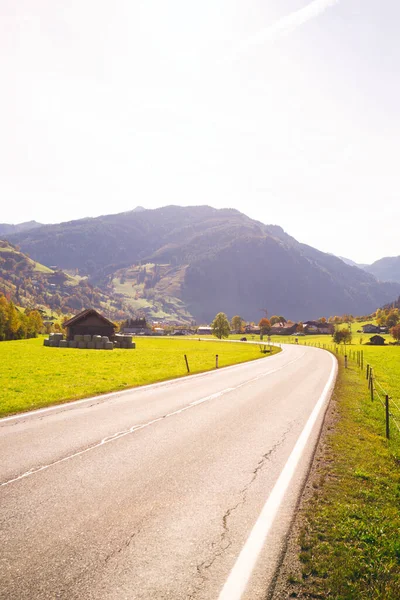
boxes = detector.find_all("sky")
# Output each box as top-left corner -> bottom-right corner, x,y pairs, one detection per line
1,0 -> 399,264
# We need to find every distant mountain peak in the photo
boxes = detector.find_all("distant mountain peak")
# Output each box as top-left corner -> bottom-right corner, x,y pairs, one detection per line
132,206 -> 146,212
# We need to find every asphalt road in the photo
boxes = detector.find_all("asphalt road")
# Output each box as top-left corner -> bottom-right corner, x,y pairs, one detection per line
0,344 -> 336,600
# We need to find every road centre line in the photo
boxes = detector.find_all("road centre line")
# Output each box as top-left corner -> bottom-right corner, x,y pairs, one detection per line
0,353 -> 305,488
0,344 -> 287,424
218,352 -> 338,600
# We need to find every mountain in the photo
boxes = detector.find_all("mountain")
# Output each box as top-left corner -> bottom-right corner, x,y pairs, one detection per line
5,205 -> 400,322
339,256 -> 368,269
364,256 -> 400,284
0,220 -> 42,236
0,240 -> 129,319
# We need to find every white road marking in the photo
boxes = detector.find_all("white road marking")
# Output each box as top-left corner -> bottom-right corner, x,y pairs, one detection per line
0,350 -> 306,488
218,352 -> 338,600
0,344 -> 286,424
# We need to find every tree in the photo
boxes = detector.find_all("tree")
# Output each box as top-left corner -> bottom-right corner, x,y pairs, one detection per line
259,318 -> 271,335
386,309 -> 399,329
297,322 -> 304,333
391,324 -> 400,342
211,312 -> 230,339
231,315 -> 244,333
333,328 -> 352,345
270,315 -> 280,326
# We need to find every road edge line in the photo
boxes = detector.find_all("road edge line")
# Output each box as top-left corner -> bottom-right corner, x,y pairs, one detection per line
218,351 -> 338,600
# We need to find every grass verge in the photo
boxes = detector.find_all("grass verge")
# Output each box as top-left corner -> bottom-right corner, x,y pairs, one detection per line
0,336 -> 280,417
277,354 -> 400,599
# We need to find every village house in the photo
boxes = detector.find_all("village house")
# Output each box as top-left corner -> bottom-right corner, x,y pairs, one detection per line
271,321 -> 298,335
122,317 -> 152,336
362,324 -> 381,334
303,321 -> 335,335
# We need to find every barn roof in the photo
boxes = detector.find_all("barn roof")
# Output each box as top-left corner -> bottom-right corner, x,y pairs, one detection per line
63,309 -> 116,328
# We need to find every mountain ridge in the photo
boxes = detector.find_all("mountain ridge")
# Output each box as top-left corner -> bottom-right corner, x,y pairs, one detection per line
4,205 -> 400,322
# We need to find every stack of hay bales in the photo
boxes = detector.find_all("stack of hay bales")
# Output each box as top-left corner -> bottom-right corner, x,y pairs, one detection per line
114,334 -> 136,349
43,333 -> 65,347
44,332 -> 134,350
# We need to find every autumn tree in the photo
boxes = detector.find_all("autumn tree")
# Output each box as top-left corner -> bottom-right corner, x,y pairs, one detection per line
386,309 -> 399,329
333,328 -> 352,345
231,315 -> 244,333
211,312 -> 230,339
259,318 -> 271,336
391,324 -> 400,342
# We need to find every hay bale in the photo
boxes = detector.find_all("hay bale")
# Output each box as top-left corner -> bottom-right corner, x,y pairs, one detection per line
105,342 -> 113,350
50,340 -> 59,347
43,339 -> 50,346
59,340 -> 68,348
68,341 -> 77,348
83,334 -> 92,342
95,342 -> 104,350
78,341 -> 87,349
74,335 -> 83,342
87,341 -> 95,349
101,336 -> 109,343
92,335 -> 101,342
114,342 -> 120,349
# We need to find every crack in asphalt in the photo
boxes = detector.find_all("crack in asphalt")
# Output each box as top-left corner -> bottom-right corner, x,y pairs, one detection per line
104,528 -> 142,565
187,427 -> 292,599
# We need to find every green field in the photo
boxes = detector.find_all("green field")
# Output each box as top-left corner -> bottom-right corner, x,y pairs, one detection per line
282,338 -> 400,598
0,337 -> 280,417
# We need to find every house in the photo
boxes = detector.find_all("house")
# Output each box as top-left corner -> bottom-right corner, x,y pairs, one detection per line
362,324 -> 381,334
63,309 -> 116,341
197,326 -> 212,335
122,317 -> 152,336
244,324 -> 261,334
303,321 -> 335,335
271,321 -> 298,335
369,335 -> 386,346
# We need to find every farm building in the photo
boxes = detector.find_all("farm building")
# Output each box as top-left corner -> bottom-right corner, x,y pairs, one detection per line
303,321 -> 335,335
368,335 -> 386,346
122,317 -> 152,335
362,324 -> 381,334
197,326 -> 212,335
63,309 -> 116,341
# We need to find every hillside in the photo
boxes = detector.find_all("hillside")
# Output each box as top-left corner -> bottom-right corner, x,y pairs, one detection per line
0,221 -> 42,236
6,206 -> 400,322
0,240 -> 129,319
365,256 -> 400,283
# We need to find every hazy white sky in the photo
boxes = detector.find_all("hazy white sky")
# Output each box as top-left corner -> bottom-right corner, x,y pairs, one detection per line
1,0 -> 399,263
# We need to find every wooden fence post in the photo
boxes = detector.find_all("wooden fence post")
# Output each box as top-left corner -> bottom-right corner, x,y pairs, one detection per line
184,354 -> 190,373
216,354 -> 219,369
370,369 -> 374,401
385,395 -> 390,439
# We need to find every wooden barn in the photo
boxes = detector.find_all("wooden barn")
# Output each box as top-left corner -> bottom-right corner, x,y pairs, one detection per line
63,309 -> 116,341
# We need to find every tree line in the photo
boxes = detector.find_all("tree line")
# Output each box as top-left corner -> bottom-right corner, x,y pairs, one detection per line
0,295 -> 43,341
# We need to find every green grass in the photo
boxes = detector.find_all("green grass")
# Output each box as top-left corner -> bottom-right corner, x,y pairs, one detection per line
0,337 -> 280,417
285,349 -> 400,599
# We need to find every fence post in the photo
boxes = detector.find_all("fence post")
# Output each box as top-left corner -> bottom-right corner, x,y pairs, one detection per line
370,369 -> 374,401
344,354 -> 348,368
385,395 -> 390,439
361,351 -> 364,371
184,354 -> 190,373
216,354 -> 219,369
366,364 -> 370,380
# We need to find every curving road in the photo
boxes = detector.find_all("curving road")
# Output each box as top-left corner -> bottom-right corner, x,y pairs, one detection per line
0,344 -> 336,600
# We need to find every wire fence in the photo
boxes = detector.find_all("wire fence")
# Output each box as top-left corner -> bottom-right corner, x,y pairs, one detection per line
285,338 -> 400,441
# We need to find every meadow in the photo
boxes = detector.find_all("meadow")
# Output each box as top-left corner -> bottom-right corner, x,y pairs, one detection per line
0,336 -> 280,417
277,329 -> 400,598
